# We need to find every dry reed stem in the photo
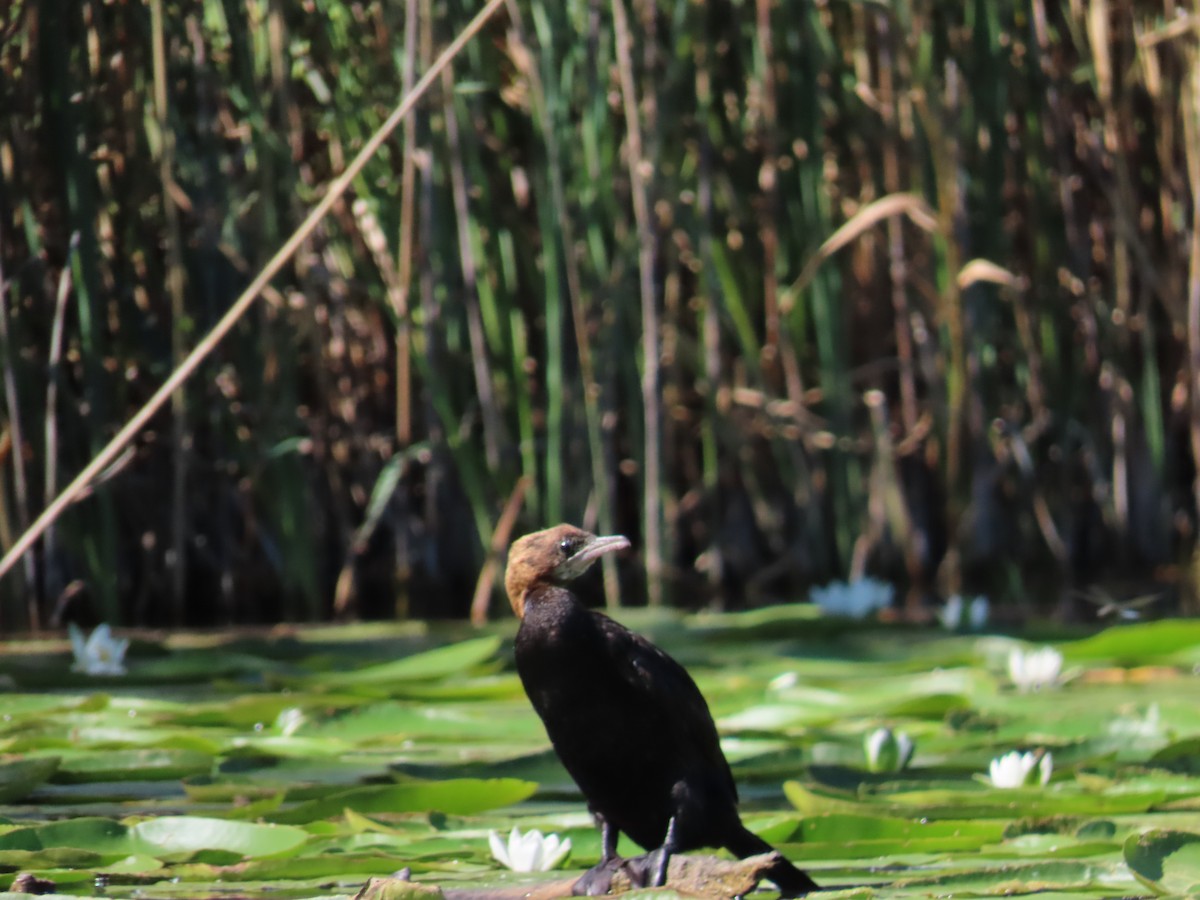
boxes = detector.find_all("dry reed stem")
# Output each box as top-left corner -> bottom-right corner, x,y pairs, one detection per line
469,475 -> 530,625
1184,24 -> 1200,519
611,0 -> 662,605
780,193 -> 938,312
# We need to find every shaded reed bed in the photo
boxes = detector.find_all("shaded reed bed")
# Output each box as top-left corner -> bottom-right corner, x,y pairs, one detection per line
0,0 -> 1196,628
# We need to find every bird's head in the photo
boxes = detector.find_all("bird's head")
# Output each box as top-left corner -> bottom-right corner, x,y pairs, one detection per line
504,524 -> 630,618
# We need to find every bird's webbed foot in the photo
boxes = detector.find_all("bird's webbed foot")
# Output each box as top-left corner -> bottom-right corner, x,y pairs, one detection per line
630,815 -> 681,887
644,846 -> 671,887
571,817 -> 627,896
571,817 -> 682,894
653,814 -> 683,886
621,852 -> 661,888
571,853 -> 667,896
570,857 -> 628,896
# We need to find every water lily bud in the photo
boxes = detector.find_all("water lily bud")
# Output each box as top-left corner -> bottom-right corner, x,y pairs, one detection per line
864,727 -> 914,773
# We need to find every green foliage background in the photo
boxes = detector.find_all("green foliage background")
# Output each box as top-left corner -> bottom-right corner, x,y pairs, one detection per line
1,0 -> 1197,627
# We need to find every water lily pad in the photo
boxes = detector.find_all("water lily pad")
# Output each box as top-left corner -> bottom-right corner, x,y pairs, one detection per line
179,849 -> 479,881
6,617 -> 1200,900
166,694 -> 334,728
0,847 -> 103,867
784,779 -> 1170,820
1124,828 -> 1200,894
132,816 -> 309,857
96,852 -> 166,873
130,652 -> 299,683
796,812 -> 1005,845
1064,621 -> 1200,665
0,817 -> 148,856
305,699 -> 541,743
225,734 -> 352,757
268,778 -> 538,824
0,694 -> 108,718
51,748 -> 213,783
315,637 -> 503,687
1151,738 -> 1200,772
895,858 -> 1131,891
0,755 -> 60,802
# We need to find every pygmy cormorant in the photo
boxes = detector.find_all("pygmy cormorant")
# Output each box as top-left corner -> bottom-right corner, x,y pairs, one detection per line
506,524 -> 818,896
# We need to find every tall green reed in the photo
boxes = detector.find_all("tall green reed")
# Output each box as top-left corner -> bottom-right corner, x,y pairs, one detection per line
2,0 -> 1198,626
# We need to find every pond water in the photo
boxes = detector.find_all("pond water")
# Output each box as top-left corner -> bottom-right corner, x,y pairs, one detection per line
2,613 -> 1200,898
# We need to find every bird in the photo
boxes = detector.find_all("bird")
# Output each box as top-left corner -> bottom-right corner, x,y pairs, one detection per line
505,524 -> 818,896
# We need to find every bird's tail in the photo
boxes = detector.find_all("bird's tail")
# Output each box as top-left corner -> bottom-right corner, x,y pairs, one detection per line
725,825 -> 819,896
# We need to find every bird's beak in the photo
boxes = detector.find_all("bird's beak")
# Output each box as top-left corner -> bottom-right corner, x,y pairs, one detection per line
559,534 -> 630,579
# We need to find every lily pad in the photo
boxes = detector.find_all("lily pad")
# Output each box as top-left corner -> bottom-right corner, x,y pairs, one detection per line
132,816 -> 309,857
0,817 -> 149,856
3,617 -> 1200,899
314,637 -> 504,687
1063,621 -> 1200,665
1124,828 -> 1200,895
268,778 -> 539,824
0,755 -> 60,802
51,748 -> 214,783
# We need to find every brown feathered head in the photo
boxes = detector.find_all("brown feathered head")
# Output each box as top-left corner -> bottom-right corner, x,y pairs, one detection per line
504,524 -> 630,618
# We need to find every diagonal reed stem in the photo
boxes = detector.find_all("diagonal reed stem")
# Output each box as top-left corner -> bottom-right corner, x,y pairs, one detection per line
0,0 -> 509,586
611,0 -> 662,605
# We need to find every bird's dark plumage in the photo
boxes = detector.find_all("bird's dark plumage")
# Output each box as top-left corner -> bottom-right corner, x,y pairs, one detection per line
506,525 -> 817,896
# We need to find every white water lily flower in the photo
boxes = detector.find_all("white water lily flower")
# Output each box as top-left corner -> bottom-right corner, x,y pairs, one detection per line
968,596 -> 990,630
939,594 -> 990,631
1107,703 -> 1164,742
987,750 -> 1052,789
488,827 -> 572,872
810,578 -> 894,619
767,671 -> 799,692
864,727 -> 914,773
274,707 -> 307,737
938,594 -> 964,630
1007,646 -> 1063,692
68,623 -> 129,676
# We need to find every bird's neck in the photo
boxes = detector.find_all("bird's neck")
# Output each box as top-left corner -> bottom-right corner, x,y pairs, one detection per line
521,583 -> 581,618
518,585 -> 592,633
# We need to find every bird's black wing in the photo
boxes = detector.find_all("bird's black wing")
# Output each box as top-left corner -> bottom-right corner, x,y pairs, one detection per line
593,611 -> 738,801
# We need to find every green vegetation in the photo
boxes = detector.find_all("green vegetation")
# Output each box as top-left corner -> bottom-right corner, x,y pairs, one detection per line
1,616 -> 1200,896
1,2 -> 1198,626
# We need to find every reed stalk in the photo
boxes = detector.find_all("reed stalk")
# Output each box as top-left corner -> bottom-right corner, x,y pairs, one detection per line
3,0 -> 1198,623
0,226 -> 34,629
150,0 -> 190,625
0,0 -> 509,584
612,0 -> 663,605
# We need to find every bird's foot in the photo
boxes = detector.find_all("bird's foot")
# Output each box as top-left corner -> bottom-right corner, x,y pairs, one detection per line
571,853 -> 670,895
615,852 -> 666,888
570,857 -> 628,896
645,847 -> 670,887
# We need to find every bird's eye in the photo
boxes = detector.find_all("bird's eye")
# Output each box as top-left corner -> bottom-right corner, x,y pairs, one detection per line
558,538 -> 576,555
